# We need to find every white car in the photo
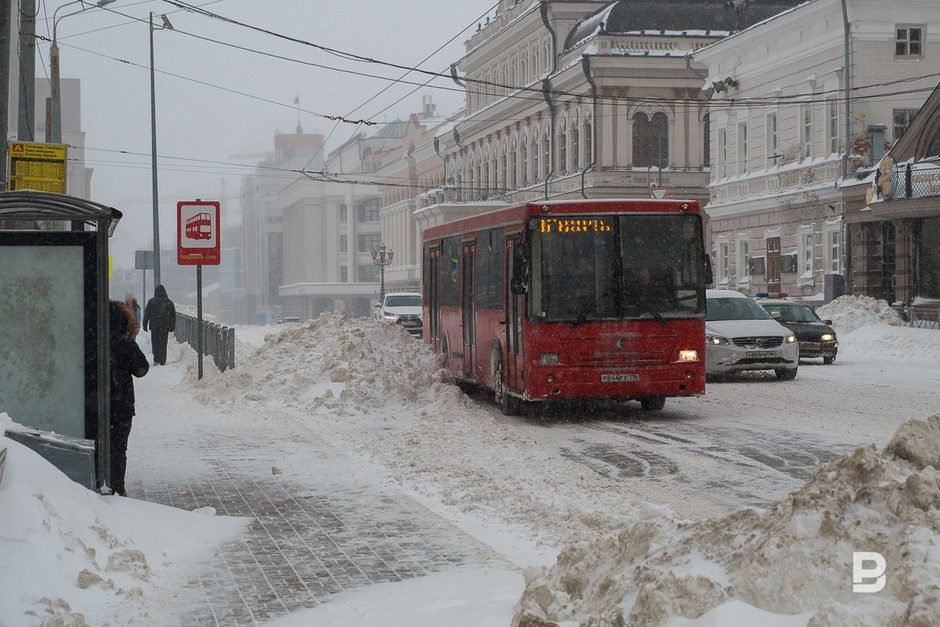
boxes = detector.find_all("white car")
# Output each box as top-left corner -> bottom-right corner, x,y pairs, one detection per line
705,289 -> 799,380
375,292 -> 423,338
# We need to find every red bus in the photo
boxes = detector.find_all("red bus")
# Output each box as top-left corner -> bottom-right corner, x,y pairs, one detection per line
185,212 -> 212,240
422,199 -> 711,414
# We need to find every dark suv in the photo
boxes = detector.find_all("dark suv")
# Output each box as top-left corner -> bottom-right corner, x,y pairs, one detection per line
757,299 -> 838,364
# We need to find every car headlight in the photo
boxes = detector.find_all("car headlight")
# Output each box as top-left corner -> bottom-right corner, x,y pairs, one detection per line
383,314 -> 398,321
820,333 -> 835,341
705,334 -> 729,346
785,333 -> 797,344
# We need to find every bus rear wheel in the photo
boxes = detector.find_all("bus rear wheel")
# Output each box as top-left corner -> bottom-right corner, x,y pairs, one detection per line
640,396 -> 666,411
491,349 -> 520,416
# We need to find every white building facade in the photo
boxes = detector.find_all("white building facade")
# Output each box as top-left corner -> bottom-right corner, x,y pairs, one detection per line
694,0 -> 940,301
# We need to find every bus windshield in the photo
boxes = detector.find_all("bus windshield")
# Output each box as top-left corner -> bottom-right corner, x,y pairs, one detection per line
527,214 -> 705,323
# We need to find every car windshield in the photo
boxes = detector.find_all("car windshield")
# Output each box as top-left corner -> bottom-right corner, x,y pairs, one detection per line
763,304 -> 821,323
706,297 -> 774,322
385,295 -> 421,307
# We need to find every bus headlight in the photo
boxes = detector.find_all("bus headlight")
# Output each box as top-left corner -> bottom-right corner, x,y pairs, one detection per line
539,353 -> 560,365
678,349 -> 699,362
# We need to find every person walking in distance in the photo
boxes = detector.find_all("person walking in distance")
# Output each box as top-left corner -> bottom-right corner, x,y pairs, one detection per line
143,284 -> 176,365
109,301 -> 149,496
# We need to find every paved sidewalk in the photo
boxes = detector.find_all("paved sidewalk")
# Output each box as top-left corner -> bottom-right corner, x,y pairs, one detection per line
127,362 -> 505,626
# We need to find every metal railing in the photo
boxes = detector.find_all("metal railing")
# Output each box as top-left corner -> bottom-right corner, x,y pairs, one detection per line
175,313 -> 236,372
893,303 -> 940,330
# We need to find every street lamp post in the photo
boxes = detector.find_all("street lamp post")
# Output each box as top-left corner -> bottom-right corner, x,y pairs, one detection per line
150,12 -> 173,294
50,0 -> 116,230
51,0 -> 117,144
371,244 -> 394,304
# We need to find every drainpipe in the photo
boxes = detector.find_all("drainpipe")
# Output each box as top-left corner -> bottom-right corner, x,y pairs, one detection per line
841,0 -> 851,180
580,55 -> 597,198
540,1 -> 558,200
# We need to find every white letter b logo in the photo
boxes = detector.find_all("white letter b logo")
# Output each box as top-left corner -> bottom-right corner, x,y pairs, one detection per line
853,551 -> 886,593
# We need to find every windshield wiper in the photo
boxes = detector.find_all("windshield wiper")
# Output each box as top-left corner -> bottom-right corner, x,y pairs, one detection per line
624,293 -> 668,325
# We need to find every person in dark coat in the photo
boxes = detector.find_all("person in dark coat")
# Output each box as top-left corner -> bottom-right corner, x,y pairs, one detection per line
143,284 -> 176,366
109,301 -> 150,497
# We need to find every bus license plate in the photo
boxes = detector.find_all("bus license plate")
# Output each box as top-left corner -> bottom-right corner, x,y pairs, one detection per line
601,373 -> 640,383
746,351 -> 776,359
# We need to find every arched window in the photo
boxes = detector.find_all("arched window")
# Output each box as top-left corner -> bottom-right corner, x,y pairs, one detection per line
543,125 -> 551,177
531,128 -> 540,181
509,137 -> 517,189
584,115 -> 593,165
521,132 -> 529,186
500,140 -> 509,193
531,49 -> 539,77
521,55 -> 528,84
571,110 -> 580,171
927,128 -> 940,157
633,112 -> 669,167
559,117 -> 568,174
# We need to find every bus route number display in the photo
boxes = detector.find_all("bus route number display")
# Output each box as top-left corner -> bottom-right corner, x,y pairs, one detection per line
538,217 -> 613,234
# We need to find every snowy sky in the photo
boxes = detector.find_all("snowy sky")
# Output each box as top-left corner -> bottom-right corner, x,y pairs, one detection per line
35,0 -> 497,269
3,295 -> 940,625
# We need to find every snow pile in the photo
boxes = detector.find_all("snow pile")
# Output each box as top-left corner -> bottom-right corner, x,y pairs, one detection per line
511,414 -> 940,626
816,295 -> 904,334
188,312 -> 445,415
0,420 -> 248,626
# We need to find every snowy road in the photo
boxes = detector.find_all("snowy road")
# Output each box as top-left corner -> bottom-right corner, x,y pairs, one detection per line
217,305 -> 940,567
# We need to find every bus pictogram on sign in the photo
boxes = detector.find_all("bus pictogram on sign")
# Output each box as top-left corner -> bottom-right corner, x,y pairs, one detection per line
177,201 -> 221,265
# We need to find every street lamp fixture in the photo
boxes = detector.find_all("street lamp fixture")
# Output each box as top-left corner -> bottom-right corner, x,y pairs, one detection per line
371,244 -> 394,304
150,11 -> 173,294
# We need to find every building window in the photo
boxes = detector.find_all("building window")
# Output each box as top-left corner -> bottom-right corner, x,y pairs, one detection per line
339,204 -> 347,223
531,129 -> 540,180
633,112 -> 668,168
584,116 -> 592,166
717,128 -> 727,178
357,199 -> 380,222
828,100 -> 839,154
766,112 -> 778,166
558,117 -> 567,174
340,266 -> 348,282
542,130 -> 550,177
358,233 -> 381,253
358,265 -> 379,282
893,109 -> 918,142
339,234 -> 347,252
737,122 -> 748,174
825,227 -> 841,274
719,243 -> 730,285
896,25 -> 923,57
521,134 -> 528,186
801,231 -> 814,278
703,113 -> 710,167
801,104 -> 812,159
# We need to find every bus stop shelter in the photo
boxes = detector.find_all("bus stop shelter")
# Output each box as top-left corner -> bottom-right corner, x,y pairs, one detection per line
0,190 -> 122,492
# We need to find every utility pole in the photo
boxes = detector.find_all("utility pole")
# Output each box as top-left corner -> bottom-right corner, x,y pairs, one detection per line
0,0 -> 13,190
17,0 -> 35,142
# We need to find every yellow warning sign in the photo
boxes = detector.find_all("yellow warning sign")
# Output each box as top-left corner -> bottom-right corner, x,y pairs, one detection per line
8,141 -> 68,194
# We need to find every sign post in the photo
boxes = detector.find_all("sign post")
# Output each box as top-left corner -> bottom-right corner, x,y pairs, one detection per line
134,250 -> 154,309
177,200 -> 221,380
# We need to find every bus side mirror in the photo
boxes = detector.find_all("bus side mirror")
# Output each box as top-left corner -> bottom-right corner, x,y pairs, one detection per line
704,253 -> 714,286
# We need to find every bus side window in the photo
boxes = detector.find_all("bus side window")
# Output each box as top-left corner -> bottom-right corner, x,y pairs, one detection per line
510,244 -> 527,294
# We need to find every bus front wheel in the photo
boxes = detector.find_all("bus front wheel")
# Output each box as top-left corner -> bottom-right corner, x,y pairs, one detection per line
640,396 -> 666,411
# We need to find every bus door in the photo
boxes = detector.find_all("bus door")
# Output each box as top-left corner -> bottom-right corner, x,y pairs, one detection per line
461,241 -> 476,378
426,245 -> 441,351
505,236 -> 524,393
